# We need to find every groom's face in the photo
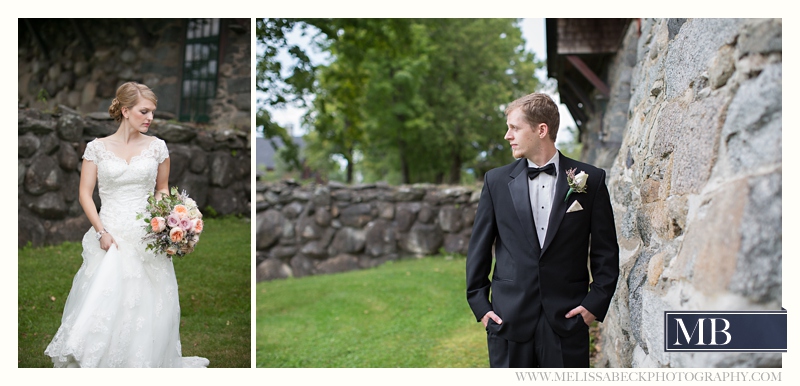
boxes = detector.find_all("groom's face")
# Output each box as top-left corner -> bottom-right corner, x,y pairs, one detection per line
505,107 -> 542,161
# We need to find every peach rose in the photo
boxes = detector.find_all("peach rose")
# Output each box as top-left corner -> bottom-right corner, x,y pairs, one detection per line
166,246 -> 178,255
169,227 -> 184,243
191,219 -> 204,234
150,217 -> 166,233
173,204 -> 189,218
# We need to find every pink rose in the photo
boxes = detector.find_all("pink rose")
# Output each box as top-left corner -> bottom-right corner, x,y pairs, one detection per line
150,217 -> 166,233
167,213 -> 181,228
169,227 -> 184,243
179,217 -> 192,231
191,219 -> 204,234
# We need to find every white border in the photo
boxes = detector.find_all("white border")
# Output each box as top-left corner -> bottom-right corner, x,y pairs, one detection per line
7,2 -> 795,385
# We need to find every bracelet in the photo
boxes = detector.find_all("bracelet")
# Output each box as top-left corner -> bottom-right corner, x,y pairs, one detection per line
96,228 -> 109,241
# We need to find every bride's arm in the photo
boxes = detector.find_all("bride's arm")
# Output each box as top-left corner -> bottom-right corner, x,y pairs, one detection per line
154,157 -> 170,200
79,159 -> 116,250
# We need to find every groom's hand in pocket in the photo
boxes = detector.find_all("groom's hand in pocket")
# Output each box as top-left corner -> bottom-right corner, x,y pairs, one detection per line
566,306 -> 595,326
481,311 -> 503,328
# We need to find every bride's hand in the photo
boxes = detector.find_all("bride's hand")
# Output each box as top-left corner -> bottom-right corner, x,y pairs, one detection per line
154,189 -> 169,201
99,233 -> 117,251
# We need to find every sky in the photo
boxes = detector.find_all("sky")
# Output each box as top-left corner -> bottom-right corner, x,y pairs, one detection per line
262,18 -> 577,144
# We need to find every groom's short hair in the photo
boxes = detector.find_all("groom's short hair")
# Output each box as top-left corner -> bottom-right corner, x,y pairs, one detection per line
505,93 -> 560,142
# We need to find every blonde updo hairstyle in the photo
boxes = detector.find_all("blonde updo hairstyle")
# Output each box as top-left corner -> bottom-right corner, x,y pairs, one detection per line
108,82 -> 158,123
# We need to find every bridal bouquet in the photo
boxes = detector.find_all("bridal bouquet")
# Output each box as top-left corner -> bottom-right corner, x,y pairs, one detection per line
137,186 -> 204,258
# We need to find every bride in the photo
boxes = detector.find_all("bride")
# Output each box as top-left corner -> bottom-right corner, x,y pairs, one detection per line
44,82 -> 209,368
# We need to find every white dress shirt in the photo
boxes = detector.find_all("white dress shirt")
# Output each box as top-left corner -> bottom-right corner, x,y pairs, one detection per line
527,153 -> 560,248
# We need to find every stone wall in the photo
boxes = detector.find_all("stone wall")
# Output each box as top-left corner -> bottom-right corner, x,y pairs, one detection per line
255,181 -> 480,281
18,18 -> 250,131
587,18 -> 782,368
18,106 -> 251,248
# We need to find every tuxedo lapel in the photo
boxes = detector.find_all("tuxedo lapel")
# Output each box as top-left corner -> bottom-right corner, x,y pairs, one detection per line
541,152 -> 570,256
507,160 -> 540,254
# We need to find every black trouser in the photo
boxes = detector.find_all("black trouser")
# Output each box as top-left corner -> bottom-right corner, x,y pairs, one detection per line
486,314 -> 589,368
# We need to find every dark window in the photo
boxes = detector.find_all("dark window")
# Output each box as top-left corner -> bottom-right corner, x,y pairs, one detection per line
180,19 -> 220,123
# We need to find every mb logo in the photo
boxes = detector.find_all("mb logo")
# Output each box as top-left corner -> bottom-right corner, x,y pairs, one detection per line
664,310 -> 787,352
672,317 -> 731,346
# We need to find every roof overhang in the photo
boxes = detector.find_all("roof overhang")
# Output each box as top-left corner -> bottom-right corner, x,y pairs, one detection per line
546,18 -> 632,135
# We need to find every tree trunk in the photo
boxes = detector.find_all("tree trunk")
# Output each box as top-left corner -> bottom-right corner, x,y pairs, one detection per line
344,145 -> 354,184
398,138 -> 410,184
346,159 -> 354,183
448,151 -> 462,184
448,123 -> 463,184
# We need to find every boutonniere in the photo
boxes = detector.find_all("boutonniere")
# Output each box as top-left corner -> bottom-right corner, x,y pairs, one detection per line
565,168 -> 588,202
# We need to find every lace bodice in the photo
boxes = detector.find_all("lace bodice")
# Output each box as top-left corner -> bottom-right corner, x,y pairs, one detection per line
83,138 -> 169,234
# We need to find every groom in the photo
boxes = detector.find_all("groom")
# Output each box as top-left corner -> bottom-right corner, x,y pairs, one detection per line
466,93 -> 619,368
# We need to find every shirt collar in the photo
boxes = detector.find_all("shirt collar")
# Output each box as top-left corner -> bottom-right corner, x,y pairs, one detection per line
526,152 -> 560,175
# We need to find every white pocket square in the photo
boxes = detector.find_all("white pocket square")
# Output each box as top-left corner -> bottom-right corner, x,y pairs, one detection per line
566,200 -> 583,213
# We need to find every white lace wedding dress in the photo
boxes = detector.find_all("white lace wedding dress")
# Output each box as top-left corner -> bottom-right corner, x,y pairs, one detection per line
44,138 -> 209,368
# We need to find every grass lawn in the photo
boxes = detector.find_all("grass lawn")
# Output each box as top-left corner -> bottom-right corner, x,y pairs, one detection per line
256,255 -> 489,367
18,216 -> 251,368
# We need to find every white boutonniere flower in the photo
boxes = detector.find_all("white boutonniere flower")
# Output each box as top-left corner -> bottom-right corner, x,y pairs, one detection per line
565,168 -> 588,203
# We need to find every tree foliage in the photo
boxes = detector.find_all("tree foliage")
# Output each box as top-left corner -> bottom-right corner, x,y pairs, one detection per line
257,18 -> 544,184
255,19 -> 312,170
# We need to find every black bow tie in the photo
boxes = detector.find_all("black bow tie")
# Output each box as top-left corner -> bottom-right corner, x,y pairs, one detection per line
527,163 -> 556,179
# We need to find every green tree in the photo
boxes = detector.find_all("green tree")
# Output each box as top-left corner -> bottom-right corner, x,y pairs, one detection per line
358,21 -> 433,184
258,19 -> 545,184
259,19 -> 417,183
304,20 -> 372,183
357,19 -> 542,184
255,19 -> 316,171
419,19 -> 540,183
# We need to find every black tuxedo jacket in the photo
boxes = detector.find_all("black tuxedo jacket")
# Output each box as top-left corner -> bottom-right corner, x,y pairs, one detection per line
466,153 -> 619,342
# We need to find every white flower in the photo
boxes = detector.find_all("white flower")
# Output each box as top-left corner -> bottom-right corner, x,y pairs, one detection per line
564,168 -> 589,202
573,171 -> 588,189
188,207 -> 203,219
185,198 -> 197,208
